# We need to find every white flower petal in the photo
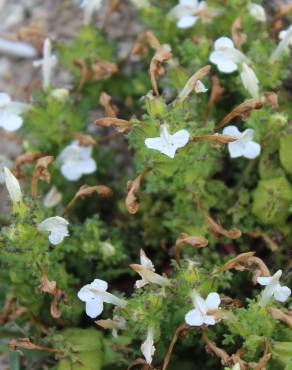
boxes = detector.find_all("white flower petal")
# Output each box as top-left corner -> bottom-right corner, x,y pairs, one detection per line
228,141 -> 244,158
3,167 -> 22,203
177,15 -> 198,29
274,286 -> 291,302
180,0 -> 198,7
185,308 -> 204,326
85,299 -> 104,318
60,162 -> 83,181
0,92 -> 11,106
204,315 -> 216,325
80,158 -> 97,174
91,279 -> 108,291
214,37 -> 234,50
242,141 -> 261,159
43,186 -> 62,208
145,137 -> 164,152
49,231 -> 65,245
78,285 -> 96,301
1,114 -> 23,132
38,216 -> 69,244
222,125 -> 241,138
248,3 -> 266,22
205,292 -> 221,310
217,59 -> 238,73
257,276 -> 272,286
141,328 -> 155,364
171,129 -> 190,148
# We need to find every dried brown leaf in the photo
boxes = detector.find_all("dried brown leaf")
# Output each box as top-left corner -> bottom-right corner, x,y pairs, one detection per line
70,131 -> 97,146
174,233 -> 208,261
95,117 -> 132,132
125,170 -> 148,214
9,338 -> 60,353
162,324 -> 189,370
205,75 -> 224,120
219,252 -> 270,284
13,152 -> 44,178
268,307 -> 292,327
217,98 -> 265,129
17,25 -> 45,54
191,134 -> 237,144
263,91 -> 278,109
202,332 -> 232,366
64,184 -> 113,214
31,155 -> 54,198
99,92 -> 119,117
74,58 -> 90,92
0,296 -> 28,324
38,271 -> 68,319
203,210 -> 242,239
179,65 -> 211,101
149,46 -> 172,97
231,17 -> 247,50
91,59 -> 118,80
132,31 -> 162,57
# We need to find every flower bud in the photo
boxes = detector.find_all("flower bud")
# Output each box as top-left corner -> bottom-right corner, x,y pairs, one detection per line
4,167 -> 22,204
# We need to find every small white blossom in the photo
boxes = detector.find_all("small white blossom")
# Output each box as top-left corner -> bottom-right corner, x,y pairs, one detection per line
58,141 -> 97,181
170,0 -> 207,29
271,25 -> 292,62
43,186 -> 62,208
38,216 -> 69,245
145,123 -> 190,159
248,3 -> 266,22
77,278 -> 126,318
33,38 -> 57,89
0,155 -> 12,184
141,327 -> 155,365
185,291 -> 221,326
194,80 -> 208,93
209,37 -> 248,73
131,249 -> 170,288
240,63 -> 259,98
223,126 -> 261,159
3,167 -> 22,203
257,270 -> 291,305
0,92 -> 28,132
80,0 -> 103,23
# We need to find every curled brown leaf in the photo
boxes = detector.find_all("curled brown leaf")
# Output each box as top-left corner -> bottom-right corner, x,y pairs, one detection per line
202,332 -> 232,366
17,25 -> 46,54
231,17 -> 247,50
203,209 -> 242,239
125,169 -> 148,214
0,296 -> 28,324
248,230 -> 279,252
149,45 -> 172,97
64,184 -> 113,214
216,98 -> 265,129
268,307 -> 292,327
70,131 -> 97,146
131,31 -> 162,58
95,117 -> 132,132
174,233 -> 208,261
31,155 -> 54,198
178,65 -> 211,101
99,92 -> 119,118
38,271 -> 68,319
13,152 -> 44,178
191,134 -> 237,144
219,252 -> 270,284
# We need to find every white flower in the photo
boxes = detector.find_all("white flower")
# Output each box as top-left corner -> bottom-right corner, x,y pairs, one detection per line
248,3 -> 266,22
145,123 -> 190,159
80,0 -> 103,23
170,0 -> 207,29
38,216 -> 69,245
141,327 -> 155,365
3,167 -> 22,203
131,249 -> 170,288
271,25 -> 292,62
0,92 -> 28,132
194,80 -> 208,93
240,63 -> 259,98
185,291 -> 221,326
223,126 -> 261,159
33,38 -> 57,89
51,88 -> 69,101
43,186 -> 62,208
257,270 -> 291,305
77,278 -> 126,318
58,141 -> 97,181
0,155 -> 12,184
209,37 -> 248,73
